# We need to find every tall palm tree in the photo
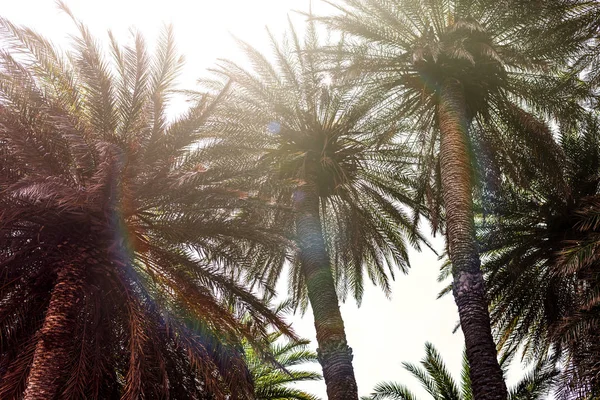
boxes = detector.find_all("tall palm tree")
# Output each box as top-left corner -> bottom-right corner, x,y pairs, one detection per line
0,10 -> 293,400
479,113 -> 600,397
201,20 -> 429,400
362,342 -> 558,400
246,331 -> 322,400
322,1 -> 596,398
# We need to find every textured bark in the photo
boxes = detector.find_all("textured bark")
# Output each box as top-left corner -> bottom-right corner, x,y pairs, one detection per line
438,79 -> 508,400
24,263 -> 84,400
294,187 -> 359,400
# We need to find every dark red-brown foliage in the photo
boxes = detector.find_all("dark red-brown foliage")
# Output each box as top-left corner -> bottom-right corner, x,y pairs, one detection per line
0,9 -> 292,399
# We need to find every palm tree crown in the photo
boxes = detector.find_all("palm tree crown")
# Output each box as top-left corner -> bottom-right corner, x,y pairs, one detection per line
323,0 -> 593,215
205,21 -> 428,305
480,113 -> 600,397
0,10 -> 292,399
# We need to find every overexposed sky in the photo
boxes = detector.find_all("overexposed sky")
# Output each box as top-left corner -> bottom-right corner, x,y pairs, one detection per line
1,1 -> 471,398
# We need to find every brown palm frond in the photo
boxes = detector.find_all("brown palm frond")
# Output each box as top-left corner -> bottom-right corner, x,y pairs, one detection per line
0,12 -> 293,399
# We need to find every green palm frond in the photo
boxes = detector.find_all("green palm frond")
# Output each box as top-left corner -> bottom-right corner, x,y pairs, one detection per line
366,381 -> 418,400
509,357 -> 559,400
363,343 -> 557,400
421,343 -> 461,400
245,331 -> 322,400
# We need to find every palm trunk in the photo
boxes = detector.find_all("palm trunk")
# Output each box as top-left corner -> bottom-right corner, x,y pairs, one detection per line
294,186 -> 359,400
438,79 -> 507,400
24,263 -> 84,400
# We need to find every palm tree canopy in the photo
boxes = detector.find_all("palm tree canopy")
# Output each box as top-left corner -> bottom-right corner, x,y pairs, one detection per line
321,0 -> 596,227
479,112 -> 600,396
0,9 -> 293,399
201,20 -> 430,306
362,342 -> 558,400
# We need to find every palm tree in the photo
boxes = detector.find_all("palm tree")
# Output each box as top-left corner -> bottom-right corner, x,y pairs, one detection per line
479,113 -> 600,397
362,342 -> 558,400
201,20 -> 429,400
322,1 -> 596,397
246,330 -> 322,400
0,10 -> 294,400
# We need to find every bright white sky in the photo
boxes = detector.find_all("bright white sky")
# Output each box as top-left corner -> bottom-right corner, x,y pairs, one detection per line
0,0 -> 510,398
